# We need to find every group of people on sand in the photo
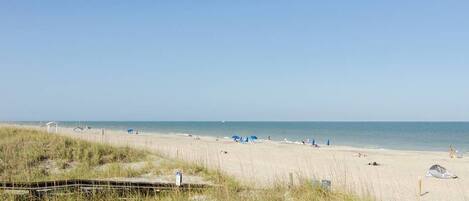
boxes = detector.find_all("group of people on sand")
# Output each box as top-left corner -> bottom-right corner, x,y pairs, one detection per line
278,137 -> 329,148
301,139 -> 323,147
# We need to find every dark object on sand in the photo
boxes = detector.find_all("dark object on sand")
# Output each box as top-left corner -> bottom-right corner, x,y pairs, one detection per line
321,180 -> 331,191
368,162 -> 379,166
426,164 -> 458,179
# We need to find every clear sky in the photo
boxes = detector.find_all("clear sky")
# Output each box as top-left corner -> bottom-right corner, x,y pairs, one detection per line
1,1 -> 468,121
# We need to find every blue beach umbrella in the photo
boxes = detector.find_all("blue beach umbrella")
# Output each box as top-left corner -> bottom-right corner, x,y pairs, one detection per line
232,135 -> 241,142
250,136 -> 258,140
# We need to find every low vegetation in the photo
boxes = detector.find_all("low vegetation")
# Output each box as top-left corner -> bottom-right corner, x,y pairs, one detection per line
0,127 -> 368,201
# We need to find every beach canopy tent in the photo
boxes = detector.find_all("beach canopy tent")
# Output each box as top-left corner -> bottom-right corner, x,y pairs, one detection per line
46,121 -> 58,133
232,135 -> 241,141
242,136 -> 249,143
128,128 -> 134,134
248,136 -> 258,142
426,164 -> 458,179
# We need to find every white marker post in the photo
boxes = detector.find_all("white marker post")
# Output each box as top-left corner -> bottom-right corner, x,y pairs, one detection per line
176,171 -> 182,187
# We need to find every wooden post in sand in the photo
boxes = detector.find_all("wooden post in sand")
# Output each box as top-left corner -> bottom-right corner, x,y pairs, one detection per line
418,177 -> 422,196
101,129 -> 105,143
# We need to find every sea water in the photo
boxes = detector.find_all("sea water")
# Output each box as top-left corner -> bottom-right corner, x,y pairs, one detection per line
11,121 -> 469,152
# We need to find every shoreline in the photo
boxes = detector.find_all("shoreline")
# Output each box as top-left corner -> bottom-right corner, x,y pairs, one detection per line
2,122 -> 457,154
3,123 -> 469,200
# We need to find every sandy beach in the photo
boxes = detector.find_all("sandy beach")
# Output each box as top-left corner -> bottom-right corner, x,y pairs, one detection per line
10,125 -> 469,201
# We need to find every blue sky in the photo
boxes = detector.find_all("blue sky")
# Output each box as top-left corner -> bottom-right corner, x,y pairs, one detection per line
1,1 -> 468,121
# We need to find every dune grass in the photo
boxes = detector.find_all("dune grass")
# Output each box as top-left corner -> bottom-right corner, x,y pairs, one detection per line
0,127 -> 369,201
0,127 -> 149,182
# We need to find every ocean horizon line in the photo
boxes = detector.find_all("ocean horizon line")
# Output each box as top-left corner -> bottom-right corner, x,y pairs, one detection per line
4,120 -> 469,123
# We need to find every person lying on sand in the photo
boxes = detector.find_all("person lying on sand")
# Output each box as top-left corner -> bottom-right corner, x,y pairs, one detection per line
368,161 -> 379,166
357,152 -> 367,158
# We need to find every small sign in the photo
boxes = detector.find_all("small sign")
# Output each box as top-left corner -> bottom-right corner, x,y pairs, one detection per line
321,180 -> 331,191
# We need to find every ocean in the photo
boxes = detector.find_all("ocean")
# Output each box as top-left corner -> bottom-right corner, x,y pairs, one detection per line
10,121 -> 469,152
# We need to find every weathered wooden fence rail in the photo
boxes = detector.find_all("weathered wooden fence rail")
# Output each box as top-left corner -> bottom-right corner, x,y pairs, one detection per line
0,179 -> 210,196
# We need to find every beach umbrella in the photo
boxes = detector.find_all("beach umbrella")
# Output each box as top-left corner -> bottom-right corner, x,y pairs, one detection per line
231,135 -> 240,139
250,136 -> 258,140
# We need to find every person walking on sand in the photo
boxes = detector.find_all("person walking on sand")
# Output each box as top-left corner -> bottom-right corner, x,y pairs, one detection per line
449,145 -> 456,158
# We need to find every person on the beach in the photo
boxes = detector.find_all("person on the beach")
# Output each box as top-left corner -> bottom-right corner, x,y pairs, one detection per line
358,152 -> 367,158
449,145 -> 456,158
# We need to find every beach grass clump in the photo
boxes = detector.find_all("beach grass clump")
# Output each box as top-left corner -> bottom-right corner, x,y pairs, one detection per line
201,180 -> 367,201
0,127 -> 147,182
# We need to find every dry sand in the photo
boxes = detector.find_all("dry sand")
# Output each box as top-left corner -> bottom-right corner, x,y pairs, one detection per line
9,125 -> 469,201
